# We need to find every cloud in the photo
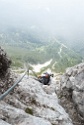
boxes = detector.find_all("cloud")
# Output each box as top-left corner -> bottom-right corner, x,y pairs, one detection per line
0,0 -> 84,42
45,7 -> 51,12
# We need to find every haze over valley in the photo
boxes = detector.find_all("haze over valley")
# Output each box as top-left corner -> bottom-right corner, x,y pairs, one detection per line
0,0 -> 84,73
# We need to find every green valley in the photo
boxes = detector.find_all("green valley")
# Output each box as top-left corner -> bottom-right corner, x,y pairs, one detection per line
0,28 -> 82,73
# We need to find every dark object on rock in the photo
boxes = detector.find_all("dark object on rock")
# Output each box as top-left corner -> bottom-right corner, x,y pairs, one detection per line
0,46 -> 11,76
25,107 -> 33,115
38,72 -> 54,85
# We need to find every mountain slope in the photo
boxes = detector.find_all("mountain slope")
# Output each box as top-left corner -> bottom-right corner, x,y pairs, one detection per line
0,28 -> 82,72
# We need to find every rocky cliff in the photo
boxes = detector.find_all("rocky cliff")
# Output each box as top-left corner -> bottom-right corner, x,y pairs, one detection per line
0,47 -> 84,125
0,46 -> 11,77
0,74 -> 73,125
0,47 -> 15,94
61,63 -> 84,124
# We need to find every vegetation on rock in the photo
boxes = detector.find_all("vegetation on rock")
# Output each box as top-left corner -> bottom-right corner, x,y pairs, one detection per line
0,46 -> 11,76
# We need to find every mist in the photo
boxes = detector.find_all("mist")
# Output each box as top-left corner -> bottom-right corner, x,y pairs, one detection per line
0,0 -> 84,42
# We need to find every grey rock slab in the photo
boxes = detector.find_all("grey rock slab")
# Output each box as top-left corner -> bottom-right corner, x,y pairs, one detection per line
0,119 -> 11,125
0,101 -> 51,125
61,63 -> 84,119
16,77 -> 73,125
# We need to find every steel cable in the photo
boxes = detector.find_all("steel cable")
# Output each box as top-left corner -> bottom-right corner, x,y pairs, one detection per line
0,69 -> 28,101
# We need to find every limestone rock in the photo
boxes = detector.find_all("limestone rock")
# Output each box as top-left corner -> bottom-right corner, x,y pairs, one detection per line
0,47 -> 17,94
61,63 -> 84,119
3,75 -> 73,125
0,119 -> 11,125
0,101 -> 51,125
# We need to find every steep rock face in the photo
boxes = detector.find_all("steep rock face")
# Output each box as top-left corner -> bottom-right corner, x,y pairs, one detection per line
61,63 -> 84,120
0,46 -> 11,76
0,75 -> 73,125
0,46 -> 16,94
